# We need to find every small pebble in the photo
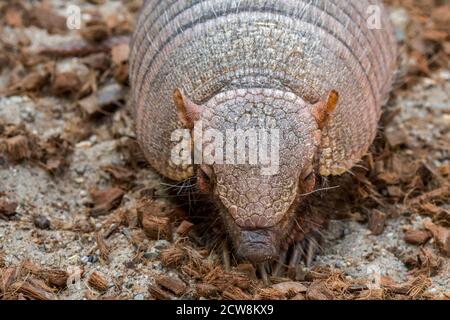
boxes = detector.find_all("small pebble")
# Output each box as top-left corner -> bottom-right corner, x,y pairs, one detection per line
153,240 -> 170,250
33,215 -> 51,230
74,177 -> 85,184
81,255 -> 97,264
74,165 -> 87,175
133,293 -> 145,300
143,251 -> 159,260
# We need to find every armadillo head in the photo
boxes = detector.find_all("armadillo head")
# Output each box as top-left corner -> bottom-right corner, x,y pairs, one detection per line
174,88 -> 337,262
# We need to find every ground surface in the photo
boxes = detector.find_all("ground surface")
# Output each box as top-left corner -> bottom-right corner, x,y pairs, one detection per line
0,0 -> 449,300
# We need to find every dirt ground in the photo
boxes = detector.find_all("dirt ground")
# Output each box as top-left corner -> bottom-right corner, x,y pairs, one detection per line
0,0 -> 449,300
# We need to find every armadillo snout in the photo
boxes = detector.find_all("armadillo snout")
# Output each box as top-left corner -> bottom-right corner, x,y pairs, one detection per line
236,229 -> 278,262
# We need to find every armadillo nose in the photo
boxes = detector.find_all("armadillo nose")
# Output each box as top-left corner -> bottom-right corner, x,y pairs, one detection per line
236,229 -> 278,263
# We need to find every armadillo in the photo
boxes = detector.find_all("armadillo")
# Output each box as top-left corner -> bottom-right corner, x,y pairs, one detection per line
130,0 -> 397,265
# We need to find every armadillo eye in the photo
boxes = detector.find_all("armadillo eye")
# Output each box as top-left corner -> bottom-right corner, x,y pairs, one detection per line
197,165 -> 214,193
301,167 -> 316,193
303,172 -> 314,182
199,165 -> 214,181
301,166 -> 314,181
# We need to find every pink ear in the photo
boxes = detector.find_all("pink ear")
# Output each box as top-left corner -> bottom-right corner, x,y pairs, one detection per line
173,88 -> 201,129
311,90 -> 339,130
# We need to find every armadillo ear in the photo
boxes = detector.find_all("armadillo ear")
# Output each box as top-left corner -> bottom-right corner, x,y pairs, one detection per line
173,88 -> 202,129
311,90 -> 339,130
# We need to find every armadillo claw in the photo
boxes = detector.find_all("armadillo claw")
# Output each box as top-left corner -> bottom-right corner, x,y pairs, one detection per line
270,231 -> 324,280
257,262 -> 271,286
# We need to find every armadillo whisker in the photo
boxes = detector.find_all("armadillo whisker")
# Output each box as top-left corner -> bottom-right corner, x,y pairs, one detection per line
299,185 -> 341,197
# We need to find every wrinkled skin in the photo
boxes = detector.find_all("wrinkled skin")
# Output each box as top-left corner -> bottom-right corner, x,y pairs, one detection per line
186,88 -> 325,262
